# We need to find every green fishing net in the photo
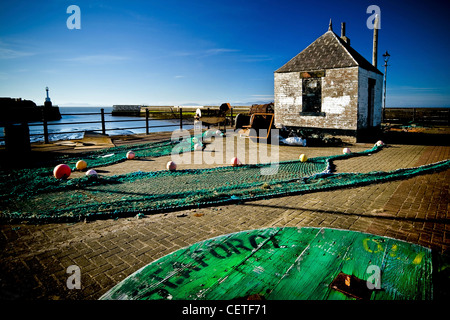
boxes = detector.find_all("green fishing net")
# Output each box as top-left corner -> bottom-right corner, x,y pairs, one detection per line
1,135 -> 449,223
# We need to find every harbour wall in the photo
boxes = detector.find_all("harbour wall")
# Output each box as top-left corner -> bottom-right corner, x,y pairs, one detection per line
112,105 -> 251,117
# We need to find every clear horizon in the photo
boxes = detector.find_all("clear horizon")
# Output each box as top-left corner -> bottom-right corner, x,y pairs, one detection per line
1,0 -> 449,108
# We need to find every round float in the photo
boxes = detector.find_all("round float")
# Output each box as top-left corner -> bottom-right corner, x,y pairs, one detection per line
167,161 -> 177,171
85,169 -> 98,177
53,164 -> 71,179
75,160 -> 87,171
231,157 -> 240,167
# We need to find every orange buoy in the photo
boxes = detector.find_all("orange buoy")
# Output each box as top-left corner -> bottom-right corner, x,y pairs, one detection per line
126,151 -> 135,160
53,164 -> 71,179
76,160 -> 87,171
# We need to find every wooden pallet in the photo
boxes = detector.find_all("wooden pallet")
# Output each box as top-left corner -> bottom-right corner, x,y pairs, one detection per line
100,227 -> 443,300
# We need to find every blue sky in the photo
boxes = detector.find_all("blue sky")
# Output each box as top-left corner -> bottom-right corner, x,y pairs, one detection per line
0,0 -> 449,107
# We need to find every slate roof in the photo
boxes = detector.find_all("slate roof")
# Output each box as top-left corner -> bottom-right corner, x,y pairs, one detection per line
275,29 -> 383,75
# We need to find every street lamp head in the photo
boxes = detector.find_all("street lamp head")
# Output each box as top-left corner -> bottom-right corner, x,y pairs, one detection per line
382,51 -> 390,63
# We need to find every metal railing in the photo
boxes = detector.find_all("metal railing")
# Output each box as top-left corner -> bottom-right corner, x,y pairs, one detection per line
0,107 -> 238,144
28,108 -> 187,144
383,107 -> 450,125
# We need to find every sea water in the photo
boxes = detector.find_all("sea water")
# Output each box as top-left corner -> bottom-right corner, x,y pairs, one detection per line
1,106 -> 193,144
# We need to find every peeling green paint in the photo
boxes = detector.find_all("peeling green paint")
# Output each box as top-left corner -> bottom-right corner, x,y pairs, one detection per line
100,227 -> 439,300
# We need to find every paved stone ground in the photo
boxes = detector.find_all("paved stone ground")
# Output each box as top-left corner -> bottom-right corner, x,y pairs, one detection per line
0,132 -> 449,300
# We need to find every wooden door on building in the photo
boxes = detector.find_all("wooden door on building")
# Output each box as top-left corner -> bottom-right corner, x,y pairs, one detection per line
367,78 -> 376,127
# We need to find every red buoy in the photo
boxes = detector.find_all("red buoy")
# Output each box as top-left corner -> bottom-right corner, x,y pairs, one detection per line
53,164 -> 71,179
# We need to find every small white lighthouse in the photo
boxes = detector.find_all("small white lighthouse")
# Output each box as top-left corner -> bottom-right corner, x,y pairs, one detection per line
44,86 -> 52,107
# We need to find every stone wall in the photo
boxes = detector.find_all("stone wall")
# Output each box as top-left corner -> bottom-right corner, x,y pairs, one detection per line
111,105 -> 142,116
112,105 -> 141,112
274,66 -> 359,131
274,71 -> 303,128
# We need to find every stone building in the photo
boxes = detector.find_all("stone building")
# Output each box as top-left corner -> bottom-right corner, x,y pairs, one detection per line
274,21 -> 383,142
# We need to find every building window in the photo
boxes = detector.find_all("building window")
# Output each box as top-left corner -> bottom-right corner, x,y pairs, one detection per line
300,71 -> 325,116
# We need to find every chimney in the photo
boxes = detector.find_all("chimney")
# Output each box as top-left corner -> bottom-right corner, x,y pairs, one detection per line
340,22 -> 350,45
372,14 -> 379,68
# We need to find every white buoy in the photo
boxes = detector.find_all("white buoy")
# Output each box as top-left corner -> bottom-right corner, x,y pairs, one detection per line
86,169 -> 98,177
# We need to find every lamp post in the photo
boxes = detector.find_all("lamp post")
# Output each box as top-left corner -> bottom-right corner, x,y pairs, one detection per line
382,51 -> 390,123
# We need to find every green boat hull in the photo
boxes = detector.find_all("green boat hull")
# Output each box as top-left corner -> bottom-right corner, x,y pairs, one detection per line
100,227 -> 446,300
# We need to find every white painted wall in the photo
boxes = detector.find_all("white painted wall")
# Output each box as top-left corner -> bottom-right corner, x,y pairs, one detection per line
322,95 -> 351,114
357,67 -> 384,128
